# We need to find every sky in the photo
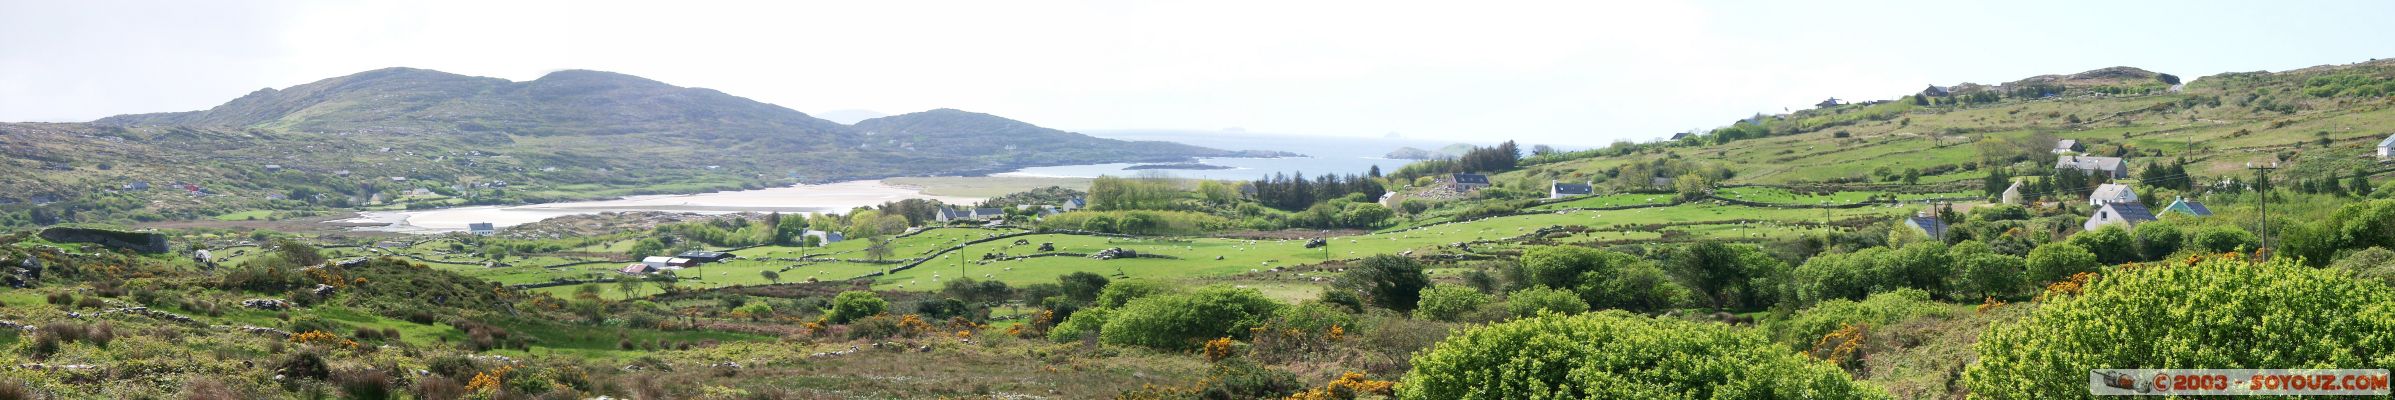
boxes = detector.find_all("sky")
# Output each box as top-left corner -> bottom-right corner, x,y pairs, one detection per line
3,0 -> 2392,146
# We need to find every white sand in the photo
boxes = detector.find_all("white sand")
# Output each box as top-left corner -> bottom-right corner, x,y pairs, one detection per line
342,180 -> 985,233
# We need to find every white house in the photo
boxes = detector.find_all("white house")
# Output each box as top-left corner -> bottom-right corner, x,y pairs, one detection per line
2089,183 -> 2137,206
1549,181 -> 1594,199
2000,181 -> 2024,205
2056,156 -> 2130,179
2084,202 -> 2157,232
803,229 -> 844,246
641,256 -> 674,270
467,222 -> 495,235
2378,134 -> 2395,158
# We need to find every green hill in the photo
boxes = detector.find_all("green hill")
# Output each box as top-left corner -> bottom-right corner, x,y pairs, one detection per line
0,68 -> 1272,226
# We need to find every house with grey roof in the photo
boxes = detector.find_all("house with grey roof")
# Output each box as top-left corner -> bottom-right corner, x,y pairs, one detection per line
2162,197 -> 2212,217
1549,180 -> 1594,199
2056,155 -> 2129,179
2084,202 -> 2156,232
2378,133 -> 2395,158
2088,183 -> 2137,206
2054,139 -> 2085,154
1451,173 -> 1492,191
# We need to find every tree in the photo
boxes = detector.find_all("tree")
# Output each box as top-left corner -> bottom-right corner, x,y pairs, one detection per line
1398,311 -> 1884,400
1099,287 -> 1283,350
1949,241 -> 2026,300
2131,222 -> 2183,261
2025,242 -> 2099,284
1965,257 -> 2395,398
864,236 -> 894,262
1413,286 -> 1489,322
1664,241 -> 1783,310
760,270 -> 780,284
2066,225 -> 2137,264
1335,254 -> 1431,312
1058,272 -> 1111,305
1504,286 -> 1589,317
616,277 -> 642,298
272,238 -> 326,266
821,291 -> 887,324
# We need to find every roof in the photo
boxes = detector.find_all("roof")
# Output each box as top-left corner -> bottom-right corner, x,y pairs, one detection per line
621,264 -> 652,274
1905,215 -> 1948,236
2091,184 -> 2136,200
2055,156 -> 2126,172
2002,180 -> 2023,194
677,250 -> 729,260
1453,173 -> 1491,185
641,256 -> 674,263
974,208 -> 1004,216
1551,182 -> 1593,195
2380,133 -> 2395,148
2165,198 -> 2213,216
2097,202 -> 2157,223
467,222 -> 495,230
2055,139 -> 2080,150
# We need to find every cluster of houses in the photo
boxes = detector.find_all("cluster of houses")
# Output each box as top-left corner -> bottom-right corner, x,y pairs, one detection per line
934,197 -> 1086,223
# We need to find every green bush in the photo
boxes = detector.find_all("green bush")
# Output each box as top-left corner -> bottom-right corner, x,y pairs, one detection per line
1517,246 -> 1685,312
1504,286 -> 1588,318
821,291 -> 887,324
2066,225 -> 2136,264
1413,286 -> 1489,322
1789,247 -> 1886,305
1335,254 -> 1430,312
2024,242 -> 2098,284
1398,311 -> 1887,399
2330,247 -> 2395,286
2186,225 -> 2257,253
1093,280 -> 1176,309
1046,307 -> 1112,343
1948,240 -> 2026,300
1098,287 -> 1283,350
1964,257 -> 2395,398
2131,222 -> 2183,261
1766,288 -> 1948,349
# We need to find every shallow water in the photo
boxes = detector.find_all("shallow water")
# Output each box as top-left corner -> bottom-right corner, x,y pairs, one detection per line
342,180 -> 984,233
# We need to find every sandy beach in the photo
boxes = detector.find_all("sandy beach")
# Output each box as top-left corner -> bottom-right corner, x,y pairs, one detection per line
342,180 -> 985,233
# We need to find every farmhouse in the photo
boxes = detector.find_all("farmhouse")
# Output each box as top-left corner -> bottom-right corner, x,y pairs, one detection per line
2162,197 -> 2212,217
676,251 -> 733,263
1815,97 -> 1842,109
2379,133 -> 2395,158
803,229 -> 844,245
640,256 -> 675,270
2000,181 -> 2024,205
2088,183 -> 2137,206
620,264 -> 654,275
2054,139 -> 2084,154
936,207 -> 1004,222
467,222 -> 495,235
1548,181 -> 1593,199
2083,202 -> 2156,232
2055,155 -> 2128,179
1059,197 -> 1086,212
1451,173 -> 1492,191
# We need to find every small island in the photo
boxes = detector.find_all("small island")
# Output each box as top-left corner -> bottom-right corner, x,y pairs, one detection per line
1123,163 -> 1236,171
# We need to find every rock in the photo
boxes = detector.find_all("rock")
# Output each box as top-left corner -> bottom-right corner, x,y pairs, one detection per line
1090,248 -> 1138,260
1304,238 -> 1328,248
312,284 -> 337,297
1037,243 -> 1056,252
38,227 -> 169,254
242,299 -> 292,311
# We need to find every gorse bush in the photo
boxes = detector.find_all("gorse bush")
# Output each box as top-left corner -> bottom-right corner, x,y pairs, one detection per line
1964,256 -> 2395,398
1503,286 -> 1588,317
820,291 -> 886,324
1399,311 -> 1887,399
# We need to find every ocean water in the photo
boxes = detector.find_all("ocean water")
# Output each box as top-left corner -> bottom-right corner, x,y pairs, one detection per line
997,130 -> 1474,180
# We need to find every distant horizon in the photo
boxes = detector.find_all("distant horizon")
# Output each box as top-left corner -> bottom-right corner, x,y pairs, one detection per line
6,1 -> 2393,145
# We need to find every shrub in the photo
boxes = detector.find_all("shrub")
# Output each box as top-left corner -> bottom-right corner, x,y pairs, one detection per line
2131,222 -> 2183,261
2024,242 -> 2099,284
1765,288 -> 1948,349
1412,286 -> 1488,322
2066,225 -> 2136,264
1965,256 -> 2395,398
1398,311 -> 1886,399
2186,225 -> 2257,253
1948,241 -> 2027,300
333,368 -> 396,400
1099,287 -> 1284,350
1504,286 -> 1587,318
2331,247 -> 2395,286
1789,247 -> 1885,305
821,291 -> 887,324
1334,254 -> 1430,312
1516,246 -> 1683,312
1047,307 -> 1113,343
1093,280 -> 1176,309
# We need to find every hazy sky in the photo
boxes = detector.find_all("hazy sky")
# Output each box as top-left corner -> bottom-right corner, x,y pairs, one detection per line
4,1 -> 2391,146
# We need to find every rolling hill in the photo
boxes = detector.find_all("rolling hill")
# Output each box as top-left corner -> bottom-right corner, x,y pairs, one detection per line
0,68 -> 1277,225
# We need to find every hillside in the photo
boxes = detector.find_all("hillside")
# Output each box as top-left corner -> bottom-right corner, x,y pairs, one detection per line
852,109 -> 1294,163
0,68 -> 1271,226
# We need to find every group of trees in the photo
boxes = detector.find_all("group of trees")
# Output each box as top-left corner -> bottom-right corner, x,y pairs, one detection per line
1247,172 -> 1386,211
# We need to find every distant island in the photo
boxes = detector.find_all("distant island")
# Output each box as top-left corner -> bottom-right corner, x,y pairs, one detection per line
1123,163 -> 1235,170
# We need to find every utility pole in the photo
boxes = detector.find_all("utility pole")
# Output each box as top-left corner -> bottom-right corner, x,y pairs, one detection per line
2247,161 -> 2279,257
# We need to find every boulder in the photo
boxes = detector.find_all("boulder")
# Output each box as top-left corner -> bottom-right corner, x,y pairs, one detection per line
38,227 -> 169,254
